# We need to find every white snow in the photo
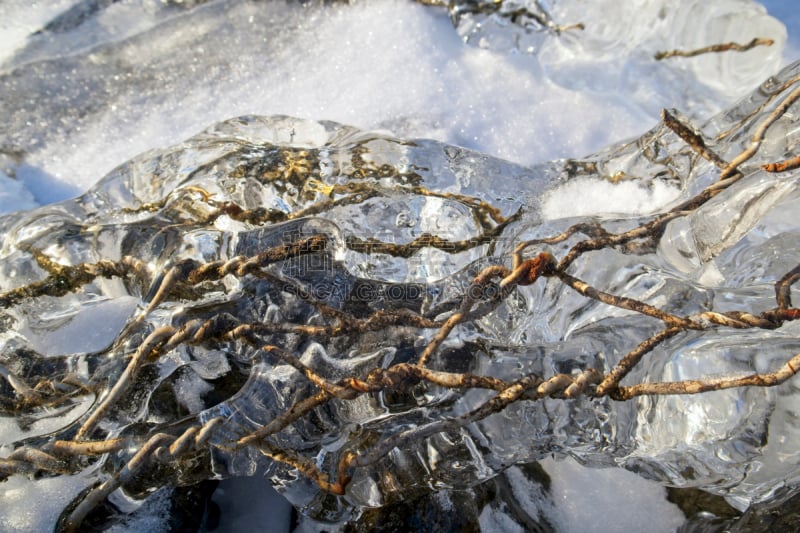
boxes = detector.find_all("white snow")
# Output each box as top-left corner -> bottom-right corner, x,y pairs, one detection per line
0,468 -> 96,532
0,0 -> 78,64
539,456 -> 685,533
542,177 -> 682,219
0,0 -> 798,531
0,0 -> 789,206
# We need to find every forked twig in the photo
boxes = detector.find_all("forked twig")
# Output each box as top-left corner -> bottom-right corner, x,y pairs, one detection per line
720,84 -> 800,179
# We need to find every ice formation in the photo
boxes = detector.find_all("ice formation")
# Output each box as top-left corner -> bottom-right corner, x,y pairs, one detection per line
1,0 -> 799,531
0,57 -> 799,528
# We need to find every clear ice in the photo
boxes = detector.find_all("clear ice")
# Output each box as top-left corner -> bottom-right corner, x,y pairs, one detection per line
1,0 -> 799,530
0,57 -> 799,527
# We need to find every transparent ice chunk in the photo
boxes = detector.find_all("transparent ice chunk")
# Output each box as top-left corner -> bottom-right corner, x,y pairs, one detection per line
1,60 -> 800,528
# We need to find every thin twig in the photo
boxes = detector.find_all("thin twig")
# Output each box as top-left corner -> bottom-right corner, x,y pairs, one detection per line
720,84 -> 800,179
661,108 -> 727,168
655,38 -> 774,60
614,353 -> 800,400
596,327 -> 683,396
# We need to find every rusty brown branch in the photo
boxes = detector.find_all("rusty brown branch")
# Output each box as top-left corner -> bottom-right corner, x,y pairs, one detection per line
762,154 -> 800,173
